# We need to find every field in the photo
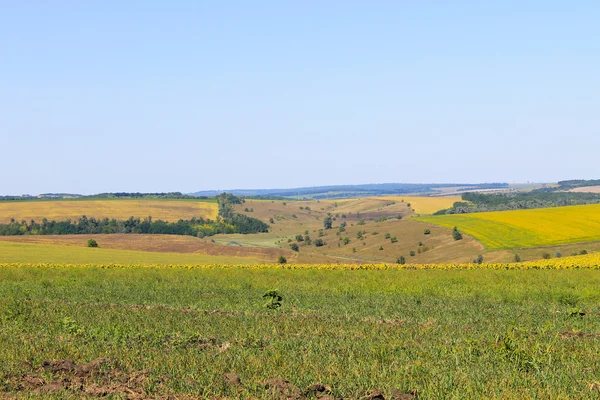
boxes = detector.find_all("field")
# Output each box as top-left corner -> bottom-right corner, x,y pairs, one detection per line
0,240 -> 277,265
3,263 -> 600,398
417,204 -> 600,250
0,199 -> 218,223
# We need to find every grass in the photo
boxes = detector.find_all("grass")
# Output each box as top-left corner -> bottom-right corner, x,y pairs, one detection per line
0,241 -> 267,265
0,198 -> 218,223
417,204 -> 600,249
3,265 -> 600,398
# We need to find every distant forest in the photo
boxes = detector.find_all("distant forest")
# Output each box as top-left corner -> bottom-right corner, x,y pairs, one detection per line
0,193 -> 268,237
192,183 -> 509,199
435,191 -> 600,214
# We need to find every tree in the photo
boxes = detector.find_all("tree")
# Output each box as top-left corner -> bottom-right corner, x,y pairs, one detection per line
397,256 -> 406,265
424,229 -> 431,235
278,255 -> 287,264
323,214 -> 333,230
452,227 -> 463,241
87,239 -> 99,248
290,243 -> 299,252
474,254 -> 483,264
314,238 -> 324,247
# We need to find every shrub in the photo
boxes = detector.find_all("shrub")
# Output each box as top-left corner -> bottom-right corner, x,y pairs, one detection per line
409,250 -> 415,256
452,227 -> 463,241
314,239 -> 324,247
87,239 -> 99,248
474,255 -> 483,264
390,236 -> 398,243
542,252 -> 551,259
379,246 -> 383,250
295,234 -> 304,242
555,250 -> 562,258
269,218 -> 274,224
290,243 -> 299,252
424,229 -> 431,235
397,256 -> 406,265
514,254 -> 521,262
343,237 -> 350,245
277,256 -> 287,264
580,249 -> 588,255
385,233 -> 391,239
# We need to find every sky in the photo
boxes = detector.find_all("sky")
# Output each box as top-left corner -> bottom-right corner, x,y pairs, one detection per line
1,1 -> 599,195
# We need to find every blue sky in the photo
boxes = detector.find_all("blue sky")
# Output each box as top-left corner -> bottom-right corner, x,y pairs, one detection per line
1,1 -> 599,195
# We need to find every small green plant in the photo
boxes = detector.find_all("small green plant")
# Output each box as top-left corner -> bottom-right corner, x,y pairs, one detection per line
277,256 -> 287,264
410,250 -> 415,256
379,246 -> 383,250
385,233 -> 391,239
87,239 -> 99,248
424,229 -> 431,235
474,255 -> 484,264
580,249 -> 588,255
263,290 -> 283,310
290,243 -> 299,252
542,252 -> 551,260
397,256 -> 406,265
514,254 -> 521,262
390,236 -> 398,243
555,250 -> 562,258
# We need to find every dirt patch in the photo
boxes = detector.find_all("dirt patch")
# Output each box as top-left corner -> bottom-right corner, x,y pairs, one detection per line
6,358 -> 151,399
223,372 -> 241,386
560,331 -> 600,339
264,378 -> 302,398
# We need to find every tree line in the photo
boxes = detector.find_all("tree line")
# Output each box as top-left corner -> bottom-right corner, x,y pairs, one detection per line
434,191 -> 600,214
0,193 -> 268,237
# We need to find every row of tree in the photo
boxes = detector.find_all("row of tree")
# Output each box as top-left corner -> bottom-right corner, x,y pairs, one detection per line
0,214 -> 268,237
0,193 -> 268,237
434,191 -> 600,214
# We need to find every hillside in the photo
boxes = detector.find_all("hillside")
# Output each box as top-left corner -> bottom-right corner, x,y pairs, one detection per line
418,204 -> 600,249
0,198 -> 218,224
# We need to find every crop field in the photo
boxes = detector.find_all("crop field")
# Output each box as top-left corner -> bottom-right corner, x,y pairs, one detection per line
0,240 -> 274,265
0,199 -> 218,223
378,196 -> 461,215
3,263 -> 600,398
417,204 -> 600,249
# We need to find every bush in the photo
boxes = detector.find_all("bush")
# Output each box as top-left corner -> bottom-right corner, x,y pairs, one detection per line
542,252 -> 551,259
514,254 -> 521,262
290,243 -> 299,252
390,236 -> 398,243
424,229 -> 431,235
409,250 -> 415,256
452,227 -> 463,241
384,233 -> 391,239
343,237 -> 350,245
86,239 -> 99,248
474,255 -> 483,264
277,256 -> 287,264
397,256 -> 406,265
555,250 -> 562,258
314,239 -> 324,247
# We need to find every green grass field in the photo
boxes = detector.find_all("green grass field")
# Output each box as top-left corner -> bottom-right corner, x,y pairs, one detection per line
3,265 -> 600,398
417,204 -> 600,249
